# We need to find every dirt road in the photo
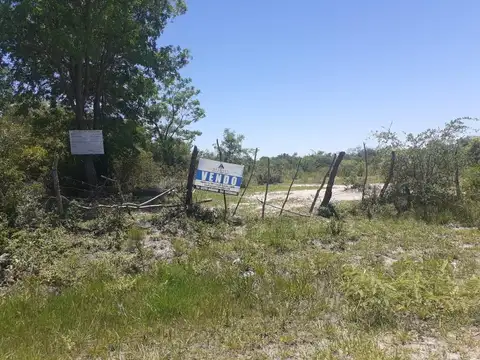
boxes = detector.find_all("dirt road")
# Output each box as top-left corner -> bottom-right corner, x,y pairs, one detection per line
248,183 -> 383,212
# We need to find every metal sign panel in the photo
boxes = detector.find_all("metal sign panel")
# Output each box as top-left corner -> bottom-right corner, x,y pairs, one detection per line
194,158 -> 244,195
69,130 -> 104,155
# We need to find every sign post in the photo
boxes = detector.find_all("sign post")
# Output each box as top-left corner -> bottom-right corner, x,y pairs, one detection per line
194,158 -> 244,196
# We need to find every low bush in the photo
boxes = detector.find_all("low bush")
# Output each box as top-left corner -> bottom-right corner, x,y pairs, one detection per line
341,259 -> 478,328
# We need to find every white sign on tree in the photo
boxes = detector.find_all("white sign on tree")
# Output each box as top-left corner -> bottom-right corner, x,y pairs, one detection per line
194,158 -> 244,195
69,130 -> 105,155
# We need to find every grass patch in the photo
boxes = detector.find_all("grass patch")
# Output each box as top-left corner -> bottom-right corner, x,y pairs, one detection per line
0,264 -> 247,359
0,215 -> 479,359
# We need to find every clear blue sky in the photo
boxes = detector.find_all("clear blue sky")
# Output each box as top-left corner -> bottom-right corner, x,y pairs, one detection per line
160,0 -> 480,156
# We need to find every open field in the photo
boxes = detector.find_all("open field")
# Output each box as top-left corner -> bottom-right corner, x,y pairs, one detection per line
1,204 -> 479,359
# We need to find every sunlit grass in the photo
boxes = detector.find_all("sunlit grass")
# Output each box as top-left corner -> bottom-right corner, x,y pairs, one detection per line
0,215 -> 479,359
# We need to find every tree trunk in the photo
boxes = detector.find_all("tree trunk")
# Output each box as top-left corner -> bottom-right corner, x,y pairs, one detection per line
74,58 -> 97,187
309,154 -> 336,214
84,157 -> 98,189
262,157 -> 270,219
320,152 -> 345,207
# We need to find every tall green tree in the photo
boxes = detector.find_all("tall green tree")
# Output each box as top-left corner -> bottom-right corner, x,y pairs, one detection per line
147,77 -> 205,166
148,77 -> 205,143
0,62 -> 12,114
215,128 -> 252,164
0,0 -> 189,185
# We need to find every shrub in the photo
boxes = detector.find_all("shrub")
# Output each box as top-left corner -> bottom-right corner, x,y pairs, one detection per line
256,172 -> 282,185
463,165 -> 480,200
113,150 -> 164,192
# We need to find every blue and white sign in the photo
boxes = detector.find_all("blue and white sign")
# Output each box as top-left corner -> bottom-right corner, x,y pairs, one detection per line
194,158 -> 245,195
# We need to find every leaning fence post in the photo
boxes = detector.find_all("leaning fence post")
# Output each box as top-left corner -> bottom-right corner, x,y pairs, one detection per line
216,139 -> 228,221
186,146 -> 199,212
262,157 -> 270,219
233,148 -> 258,216
320,151 -> 346,207
280,159 -> 301,216
361,142 -> 368,203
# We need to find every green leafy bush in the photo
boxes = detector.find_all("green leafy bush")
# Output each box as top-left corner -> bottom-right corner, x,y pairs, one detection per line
463,165 -> 480,200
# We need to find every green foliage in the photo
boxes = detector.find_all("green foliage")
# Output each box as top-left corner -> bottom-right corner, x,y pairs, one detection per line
147,77 -> 204,144
212,128 -> 253,164
463,165 -> 480,200
255,170 -> 282,185
151,137 -> 191,168
342,259 -> 478,327
372,117 -> 479,223
113,150 -> 163,192
0,0 -> 191,182
466,137 -> 480,164
0,108 -> 57,223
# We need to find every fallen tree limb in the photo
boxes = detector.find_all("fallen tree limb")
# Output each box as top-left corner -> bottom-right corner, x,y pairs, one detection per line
70,199 -> 212,211
255,198 -> 310,218
139,188 -> 176,206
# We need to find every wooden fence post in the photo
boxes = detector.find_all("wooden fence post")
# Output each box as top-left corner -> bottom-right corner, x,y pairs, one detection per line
280,159 -> 301,216
262,157 -> 270,219
186,146 -> 199,212
216,139 -> 228,221
52,155 -> 64,216
233,148 -> 258,216
361,142 -> 368,203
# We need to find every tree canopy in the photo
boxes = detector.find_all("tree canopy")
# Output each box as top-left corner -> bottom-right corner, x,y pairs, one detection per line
0,0 -> 192,184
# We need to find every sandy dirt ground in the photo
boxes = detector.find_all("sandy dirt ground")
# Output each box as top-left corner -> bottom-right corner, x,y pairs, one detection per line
248,183 -> 383,212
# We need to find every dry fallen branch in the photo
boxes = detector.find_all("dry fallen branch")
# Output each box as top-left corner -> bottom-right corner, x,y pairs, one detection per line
70,199 -> 212,211
139,188 -> 176,206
